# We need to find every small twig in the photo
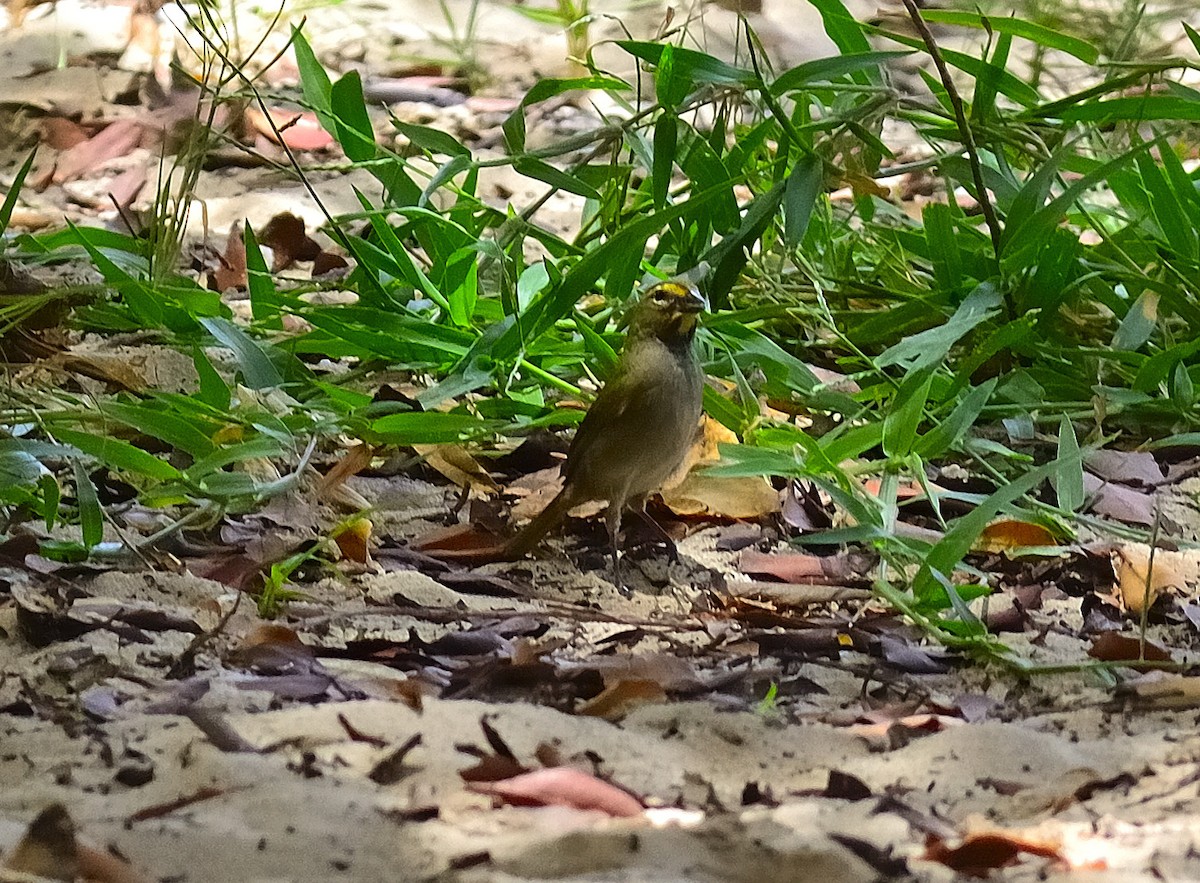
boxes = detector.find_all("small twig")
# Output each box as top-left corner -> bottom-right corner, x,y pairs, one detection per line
167,590 -> 242,680
899,0 -> 1007,302
1139,499 -> 1162,659
127,785 -> 238,823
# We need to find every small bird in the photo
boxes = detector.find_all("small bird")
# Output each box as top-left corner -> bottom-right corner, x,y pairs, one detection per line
503,278 -> 706,585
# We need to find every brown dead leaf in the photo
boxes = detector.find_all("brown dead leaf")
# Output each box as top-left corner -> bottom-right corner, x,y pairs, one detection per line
211,222 -> 247,292
1083,473 -> 1156,525
661,416 -> 778,518
739,549 -> 870,585
245,107 -> 335,151
576,678 -> 667,721
49,351 -> 146,392
53,119 -> 144,183
3,803 -> 79,880
410,523 -> 511,565
258,212 -> 322,271
414,444 -> 500,496
975,519 -> 1057,554
39,116 -> 91,150
1085,450 -> 1164,486
5,803 -> 148,883
661,469 -> 778,518
106,165 -> 148,213
1087,632 -> 1171,663
924,828 -> 1065,878
317,443 -> 376,496
236,623 -> 306,647
1113,544 -> 1193,615
312,250 -> 350,277
467,768 -> 643,817
334,516 -> 373,564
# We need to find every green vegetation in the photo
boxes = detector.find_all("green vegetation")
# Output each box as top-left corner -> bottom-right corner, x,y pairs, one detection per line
3,0 -> 1200,658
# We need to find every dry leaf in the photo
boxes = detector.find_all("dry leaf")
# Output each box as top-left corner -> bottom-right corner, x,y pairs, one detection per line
317,443 -> 376,495
1084,450 -> 1164,486
739,550 -> 869,584
975,520 -> 1057,554
334,517 -> 373,564
1087,632 -> 1171,663
924,828 -> 1064,878
414,444 -> 500,496
1082,473 -> 1156,525
576,679 -> 667,721
1112,544 -> 1193,615
4,804 -> 148,883
53,119 -> 144,183
661,469 -> 779,518
211,222 -> 247,292
244,107 -> 335,150
467,768 -> 643,817
257,212 -> 322,270
48,352 -> 146,393
660,417 -> 778,518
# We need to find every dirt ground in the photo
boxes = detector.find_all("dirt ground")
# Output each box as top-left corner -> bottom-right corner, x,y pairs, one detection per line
6,1 -> 1200,881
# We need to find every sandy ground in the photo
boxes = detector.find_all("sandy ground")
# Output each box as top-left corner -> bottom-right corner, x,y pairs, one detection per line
5,0 -> 1200,881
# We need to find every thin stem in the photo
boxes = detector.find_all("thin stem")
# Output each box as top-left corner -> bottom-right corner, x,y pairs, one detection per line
899,0 -> 1007,308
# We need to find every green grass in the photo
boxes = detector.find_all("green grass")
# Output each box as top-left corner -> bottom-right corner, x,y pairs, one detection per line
3,0 -> 1200,648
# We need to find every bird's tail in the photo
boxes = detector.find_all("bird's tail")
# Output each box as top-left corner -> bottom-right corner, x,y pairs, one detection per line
502,487 -> 576,560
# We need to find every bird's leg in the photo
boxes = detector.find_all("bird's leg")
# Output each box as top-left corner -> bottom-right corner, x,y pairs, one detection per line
633,504 -> 679,562
605,499 -> 628,595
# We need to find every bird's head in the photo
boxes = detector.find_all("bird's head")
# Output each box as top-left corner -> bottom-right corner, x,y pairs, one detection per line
628,281 -> 707,345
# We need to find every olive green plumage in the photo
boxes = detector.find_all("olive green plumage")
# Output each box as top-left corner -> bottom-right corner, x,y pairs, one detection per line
504,280 -> 706,580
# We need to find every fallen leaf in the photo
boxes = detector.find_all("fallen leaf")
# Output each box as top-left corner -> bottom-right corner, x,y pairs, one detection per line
739,549 -> 870,584
5,803 -> 148,883
660,467 -> 779,518
211,222 -> 247,292
1085,450 -> 1164,486
1083,473 -> 1156,525
415,444 -> 500,496
334,516 -> 373,564
660,417 -> 779,518
245,106 -> 335,150
975,519 -> 1057,553
317,443 -> 376,495
468,768 -> 643,817
39,116 -> 91,150
312,250 -> 350,277
49,351 -> 147,392
1087,632 -> 1171,663
258,212 -> 322,270
576,679 -> 668,721
924,828 -> 1064,878
1113,543 -> 1193,615
53,119 -> 144,183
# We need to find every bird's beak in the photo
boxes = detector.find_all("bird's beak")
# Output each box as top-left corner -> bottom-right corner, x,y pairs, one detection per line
677,284 -> 707,314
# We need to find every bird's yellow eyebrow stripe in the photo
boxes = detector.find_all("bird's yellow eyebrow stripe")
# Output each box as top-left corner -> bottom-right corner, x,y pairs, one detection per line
653,282 -> 691,297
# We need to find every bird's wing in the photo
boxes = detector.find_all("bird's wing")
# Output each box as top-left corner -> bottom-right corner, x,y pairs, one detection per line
562,349 -> 664,487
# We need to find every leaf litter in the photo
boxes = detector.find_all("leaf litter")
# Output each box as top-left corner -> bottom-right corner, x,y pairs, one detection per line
6,6 -> 1200,883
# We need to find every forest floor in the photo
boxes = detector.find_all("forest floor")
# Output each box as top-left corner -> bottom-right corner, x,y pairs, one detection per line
5,1 -> 1200,881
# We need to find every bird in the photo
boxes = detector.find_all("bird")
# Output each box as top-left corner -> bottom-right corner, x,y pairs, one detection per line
503,277 -> 706,586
